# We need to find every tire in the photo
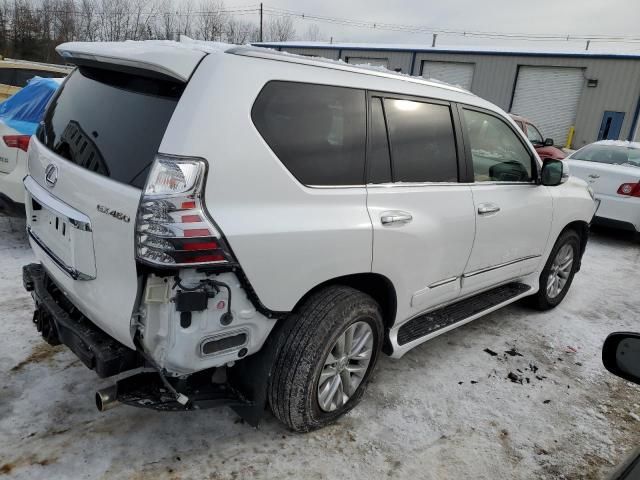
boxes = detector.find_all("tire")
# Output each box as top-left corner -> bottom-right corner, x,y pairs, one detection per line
268,285 -> 384,432
530,229 -> 581,310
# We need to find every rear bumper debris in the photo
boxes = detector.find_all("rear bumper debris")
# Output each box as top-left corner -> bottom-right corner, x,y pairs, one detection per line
22,263 -> 141,377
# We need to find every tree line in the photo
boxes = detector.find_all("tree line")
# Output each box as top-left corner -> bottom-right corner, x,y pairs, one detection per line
0,0 -> 323,63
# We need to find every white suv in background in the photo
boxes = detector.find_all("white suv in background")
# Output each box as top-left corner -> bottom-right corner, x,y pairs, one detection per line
22,40 -> 597,432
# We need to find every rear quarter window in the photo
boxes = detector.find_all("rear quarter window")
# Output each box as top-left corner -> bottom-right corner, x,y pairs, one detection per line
251,81 -> 366,186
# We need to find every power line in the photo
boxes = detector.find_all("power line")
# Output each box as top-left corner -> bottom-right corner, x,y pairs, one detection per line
262,6 -> 640,43
5,2 -> 640,45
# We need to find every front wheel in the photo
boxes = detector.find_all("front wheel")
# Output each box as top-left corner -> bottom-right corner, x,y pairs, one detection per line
530,229 -> 581,310
268,286 -> 383,432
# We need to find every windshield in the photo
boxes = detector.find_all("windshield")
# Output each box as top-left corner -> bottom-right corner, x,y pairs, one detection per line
525,123 -> 544,144
571,144 -> 640,167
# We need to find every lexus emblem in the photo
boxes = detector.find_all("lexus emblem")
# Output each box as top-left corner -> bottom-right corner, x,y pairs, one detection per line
45,164 -> 58,187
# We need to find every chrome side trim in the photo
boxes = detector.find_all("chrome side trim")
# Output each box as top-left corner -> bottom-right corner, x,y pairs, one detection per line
428,276 -> 458,288
463,255 -> 541,278
366,181 -> 537,188
27,227 -> 95,281
24,176 -> 92,232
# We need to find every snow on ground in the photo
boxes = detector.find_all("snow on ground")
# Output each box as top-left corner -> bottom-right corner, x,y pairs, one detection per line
0,215 -> 639,480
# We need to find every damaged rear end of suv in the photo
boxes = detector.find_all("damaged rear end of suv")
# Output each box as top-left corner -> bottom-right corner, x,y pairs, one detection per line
23,41 -> 286,425
22,39 -> 596,433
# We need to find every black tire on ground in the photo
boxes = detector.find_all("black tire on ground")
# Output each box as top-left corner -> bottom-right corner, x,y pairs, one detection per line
268,285 -> 384,432
530,229 -> 581,311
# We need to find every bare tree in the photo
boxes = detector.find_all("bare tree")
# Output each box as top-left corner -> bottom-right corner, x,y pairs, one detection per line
225,17 -> 255,44
78,0 -> 99,41
196,0 -> 226,41
303,23 -> 322,42
0,0 -> 267,62
177,0 -> 194,38
128,0 -> 152,40
265,15 -> 294,42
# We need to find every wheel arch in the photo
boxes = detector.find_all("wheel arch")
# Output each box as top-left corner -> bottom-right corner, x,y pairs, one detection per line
290,272 -> 398,333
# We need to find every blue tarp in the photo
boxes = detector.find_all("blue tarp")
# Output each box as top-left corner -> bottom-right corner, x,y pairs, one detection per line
0,77 -> 63,135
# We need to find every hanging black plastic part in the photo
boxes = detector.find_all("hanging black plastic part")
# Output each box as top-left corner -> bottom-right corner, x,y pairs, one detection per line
173,275 -> 234,324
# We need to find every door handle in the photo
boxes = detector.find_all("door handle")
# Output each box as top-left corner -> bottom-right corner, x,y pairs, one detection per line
588,174 -> 600,179
381,211 -> 413,226
477,203 -> 500,215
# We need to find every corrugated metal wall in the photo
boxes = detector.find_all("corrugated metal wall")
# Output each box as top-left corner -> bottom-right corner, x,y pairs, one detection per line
275,46 -> 640,147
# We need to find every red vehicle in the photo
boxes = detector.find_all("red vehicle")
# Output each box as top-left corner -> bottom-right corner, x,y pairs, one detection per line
510,114 -> 566,162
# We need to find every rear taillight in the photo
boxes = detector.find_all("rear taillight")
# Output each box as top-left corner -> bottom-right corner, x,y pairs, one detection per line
617,182 -> 640,197
3,135 -> 31,152
135,155 -> 234,267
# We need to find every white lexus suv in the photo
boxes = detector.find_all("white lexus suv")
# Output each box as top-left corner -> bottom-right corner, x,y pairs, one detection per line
22,40 -> 597,432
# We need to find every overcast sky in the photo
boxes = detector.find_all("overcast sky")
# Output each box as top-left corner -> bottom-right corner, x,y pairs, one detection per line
227,0 -> 640,52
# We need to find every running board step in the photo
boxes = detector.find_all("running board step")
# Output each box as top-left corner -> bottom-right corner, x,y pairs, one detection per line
397,282 -> 531,346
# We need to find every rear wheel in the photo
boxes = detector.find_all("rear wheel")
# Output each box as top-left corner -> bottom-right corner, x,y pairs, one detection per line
530,229 -> 581,310
268,286 -> 383,432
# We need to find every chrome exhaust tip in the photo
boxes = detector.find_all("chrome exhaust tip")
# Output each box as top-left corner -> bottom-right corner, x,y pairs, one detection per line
95,385 -> 119,412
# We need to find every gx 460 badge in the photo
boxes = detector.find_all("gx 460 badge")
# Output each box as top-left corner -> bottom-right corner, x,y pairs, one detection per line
97,204 -> 131,223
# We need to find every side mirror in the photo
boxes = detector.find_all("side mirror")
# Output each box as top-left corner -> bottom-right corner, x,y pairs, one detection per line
602,332 -> 640,385
544,138 -> 554,147
540,159 -> 569,186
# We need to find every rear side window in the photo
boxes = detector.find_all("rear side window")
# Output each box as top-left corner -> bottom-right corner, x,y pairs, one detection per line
367,97 -> 392,183
571,145 -> 640,167
0,69 -> 14,85
38,67 -> 183,189
383,98 -> 458,182
14,69 -> 64,87
252,81 -> 366,186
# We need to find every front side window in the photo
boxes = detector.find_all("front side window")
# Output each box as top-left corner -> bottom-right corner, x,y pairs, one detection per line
252,81 -> 366,186
463,109 -> 534,183
384,98 -> 458,182
525,123 -> 544,145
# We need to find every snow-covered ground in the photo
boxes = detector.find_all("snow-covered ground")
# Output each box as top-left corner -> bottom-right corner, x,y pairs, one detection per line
0,215 -> 638,480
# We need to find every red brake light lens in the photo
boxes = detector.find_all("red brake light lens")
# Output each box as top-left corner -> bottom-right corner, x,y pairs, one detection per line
3,135 -> 31,152
135,155 -> 235,267
617,182 -> 640,197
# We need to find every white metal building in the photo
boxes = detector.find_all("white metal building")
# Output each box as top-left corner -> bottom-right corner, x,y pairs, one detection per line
254,42 -> 640,149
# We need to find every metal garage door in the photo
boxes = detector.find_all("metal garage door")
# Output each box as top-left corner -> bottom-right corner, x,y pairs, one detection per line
421,61 -> 474,90
346,57 -> 389,68
511,66 -> 584,146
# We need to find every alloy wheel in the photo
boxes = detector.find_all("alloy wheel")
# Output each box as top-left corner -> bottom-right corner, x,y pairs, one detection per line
546,243 -> 574,299
317,321 -> 374,412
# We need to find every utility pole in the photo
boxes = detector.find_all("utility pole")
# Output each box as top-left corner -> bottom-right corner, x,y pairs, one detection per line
432,33 -> 437,47
259,3 -> 263,42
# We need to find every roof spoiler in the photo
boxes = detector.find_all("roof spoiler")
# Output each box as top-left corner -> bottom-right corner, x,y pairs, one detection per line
56,41 -> 207,82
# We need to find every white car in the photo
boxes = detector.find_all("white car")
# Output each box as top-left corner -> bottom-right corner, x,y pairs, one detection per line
21,40 -> 597,432
567,140 -> 640,235
0,77 -> 62,214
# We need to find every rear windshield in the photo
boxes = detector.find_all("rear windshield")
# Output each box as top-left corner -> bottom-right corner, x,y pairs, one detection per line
571,145 -> 640,168
37,67 -> 183,188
